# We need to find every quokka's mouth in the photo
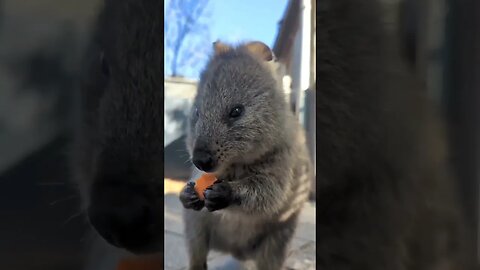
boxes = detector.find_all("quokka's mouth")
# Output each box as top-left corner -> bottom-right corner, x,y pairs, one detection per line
87,180 -> 164,254
192,151 -> 218,172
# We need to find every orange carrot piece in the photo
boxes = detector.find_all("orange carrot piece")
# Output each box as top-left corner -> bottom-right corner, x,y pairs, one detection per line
194,173 -> 217,200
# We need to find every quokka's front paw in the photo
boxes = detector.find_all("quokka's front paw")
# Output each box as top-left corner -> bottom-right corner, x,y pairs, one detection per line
179,182 -> 204,211
204,180 -> 233,212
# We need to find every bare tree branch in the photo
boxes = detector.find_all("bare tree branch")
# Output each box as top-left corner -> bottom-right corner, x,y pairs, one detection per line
165,0 -> 211,78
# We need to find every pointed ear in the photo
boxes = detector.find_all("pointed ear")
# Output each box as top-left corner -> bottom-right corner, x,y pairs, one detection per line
243,41 -> 274,61
213,40 -> 232,56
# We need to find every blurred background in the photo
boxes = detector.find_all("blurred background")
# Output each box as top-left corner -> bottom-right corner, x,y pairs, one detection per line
0,0 -> 477,269
0,0 -> 102,270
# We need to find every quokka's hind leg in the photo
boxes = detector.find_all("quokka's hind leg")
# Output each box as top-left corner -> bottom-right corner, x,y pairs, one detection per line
185,228 -> 209,270
253,224 -> 296,270
184,210 -> 210,270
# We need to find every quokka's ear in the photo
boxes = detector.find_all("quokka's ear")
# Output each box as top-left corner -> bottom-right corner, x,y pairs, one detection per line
213,40 -> 232,56
243,41 -> 274,61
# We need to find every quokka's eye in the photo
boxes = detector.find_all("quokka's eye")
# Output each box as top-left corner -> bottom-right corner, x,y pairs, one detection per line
229,105 -> 244,119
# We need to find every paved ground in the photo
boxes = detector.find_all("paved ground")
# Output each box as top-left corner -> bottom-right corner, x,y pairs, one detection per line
164,179 -> 316,270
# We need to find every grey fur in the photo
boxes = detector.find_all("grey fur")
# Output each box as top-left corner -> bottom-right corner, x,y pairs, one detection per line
72,0 -> 164,253
182,43 -> 313,270
317,0 -> 476,269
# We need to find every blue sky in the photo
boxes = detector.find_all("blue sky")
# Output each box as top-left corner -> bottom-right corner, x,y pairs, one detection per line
164,0 -> 289,79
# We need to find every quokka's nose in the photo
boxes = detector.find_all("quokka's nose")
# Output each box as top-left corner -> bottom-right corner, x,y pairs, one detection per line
192,148 -> 217,172
87,180 -> 162,254
88,197 -> 152,249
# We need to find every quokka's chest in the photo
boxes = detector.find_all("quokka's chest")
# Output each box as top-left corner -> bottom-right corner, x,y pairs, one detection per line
208,211 -> 267,256
221,160 -> 285,178
220,164 -> 253,181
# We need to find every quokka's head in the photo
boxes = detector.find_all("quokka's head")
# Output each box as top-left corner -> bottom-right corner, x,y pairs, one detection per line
79,0 -> 163,255
186,41 -> 289,173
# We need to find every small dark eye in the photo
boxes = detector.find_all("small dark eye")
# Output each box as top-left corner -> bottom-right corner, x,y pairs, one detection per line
229,105 -> 244,119
100,51 -> 109,76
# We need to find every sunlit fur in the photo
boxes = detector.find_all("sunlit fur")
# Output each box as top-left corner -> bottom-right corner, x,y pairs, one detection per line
72,0 -> 163,254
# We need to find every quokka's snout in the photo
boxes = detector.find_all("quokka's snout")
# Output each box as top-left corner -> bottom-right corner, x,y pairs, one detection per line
192,139 -> 218,172
87,178 -> 163,254
86,154 -> 164,254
